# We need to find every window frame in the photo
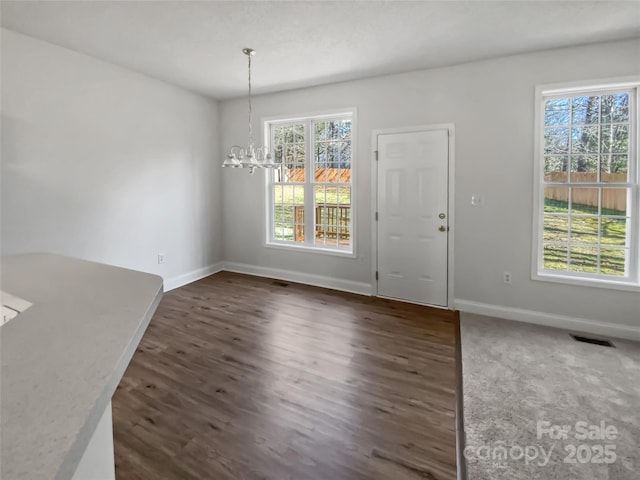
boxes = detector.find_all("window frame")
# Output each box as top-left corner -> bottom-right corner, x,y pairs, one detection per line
532,77 -> 640,291
263,109 -> 357,257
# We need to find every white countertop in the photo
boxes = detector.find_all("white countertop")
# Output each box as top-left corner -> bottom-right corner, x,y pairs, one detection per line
1,253 -> 163,480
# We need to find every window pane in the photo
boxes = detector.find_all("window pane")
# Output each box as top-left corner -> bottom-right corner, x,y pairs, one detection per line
325,186 -> 338,204
281,185 -> 294,203
569,246 -> 598,273
601,93 -> 629,124
283,125 -> 295,143
274,126 -> 285,144
601,218 -> 627,246
338,187 -> 351,205
327,142 -> 339,166
600,248 -> 626,276
545,98 -> 570,126
273,185 -> 283,203
600,125 -> 629,154
293,186 -> 305,205
273,122 -> 306,189
273,205 -> 284,223
315,143 -> 327,164
570,217 -> 599,245
603,188 -> 627,216
282,225 -> 294,241
315,163 -> 328,183
544,187 -> 569,213
284,145 -> 295,163
544,156 -> 568,182
543,244 -> 567,270
282,205 -> 294,223
294,144 -> 305,164
543,215 -> 568,242
572,96 -> 600,124
544,127 -> 569,154
314,186 -> 326,204
600,155 -> 627,182
273,179 -> 304,243
314,121 -> 328,141
339,164 -> 352,183
570,155 -> 598,182
340,142 -> 352,167
339,120 -> 352,139
274,223 -> 285,240
571,188 -> 599,215
571,126 -> 599,153
296,166 -> 307,182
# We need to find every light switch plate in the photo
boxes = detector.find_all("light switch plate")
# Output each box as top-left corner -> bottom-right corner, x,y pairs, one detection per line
471,194 -> 484,207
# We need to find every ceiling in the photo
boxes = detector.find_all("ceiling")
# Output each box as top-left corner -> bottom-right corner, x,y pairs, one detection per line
1,1 -> 639,100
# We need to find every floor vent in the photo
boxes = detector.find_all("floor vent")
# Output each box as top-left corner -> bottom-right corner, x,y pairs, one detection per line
570,334 -> 614,348
272,281 -> 289,287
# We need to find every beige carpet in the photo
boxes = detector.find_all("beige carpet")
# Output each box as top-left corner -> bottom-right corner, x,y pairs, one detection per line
460,313 -> 640,480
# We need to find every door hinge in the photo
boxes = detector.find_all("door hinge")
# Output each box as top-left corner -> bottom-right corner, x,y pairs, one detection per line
374,150 -> 378,161
375,212 -> 378,221
375,271 -> 379,281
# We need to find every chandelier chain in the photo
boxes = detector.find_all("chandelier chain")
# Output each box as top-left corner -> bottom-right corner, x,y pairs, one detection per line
222,47 -> 275,173
247,52 -> 253,146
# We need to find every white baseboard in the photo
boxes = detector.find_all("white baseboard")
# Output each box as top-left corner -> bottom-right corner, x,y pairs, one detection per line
455,299 -> 640,341
163,262 -> 224,292
222,261 -> 373,296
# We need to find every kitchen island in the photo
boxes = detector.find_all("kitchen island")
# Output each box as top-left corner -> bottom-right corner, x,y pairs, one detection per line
1,253 -> 163,480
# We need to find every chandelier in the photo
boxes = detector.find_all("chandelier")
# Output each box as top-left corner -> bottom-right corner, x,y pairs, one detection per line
222,48 -> 277,174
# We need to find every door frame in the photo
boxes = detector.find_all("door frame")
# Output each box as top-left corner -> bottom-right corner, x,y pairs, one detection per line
371,124 -> 456,309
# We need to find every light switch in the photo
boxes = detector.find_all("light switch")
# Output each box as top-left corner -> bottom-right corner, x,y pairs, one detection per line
471,194 -> 484,207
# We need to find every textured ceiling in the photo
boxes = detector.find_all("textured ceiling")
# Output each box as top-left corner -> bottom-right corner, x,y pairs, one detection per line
1,1 -> 639,99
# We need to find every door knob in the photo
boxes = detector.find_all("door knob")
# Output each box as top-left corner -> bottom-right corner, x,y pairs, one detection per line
438,225 -> 447,232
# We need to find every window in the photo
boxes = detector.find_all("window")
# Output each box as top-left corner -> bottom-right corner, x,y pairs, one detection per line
533,80 -> 639,289
266,111 -> 354,255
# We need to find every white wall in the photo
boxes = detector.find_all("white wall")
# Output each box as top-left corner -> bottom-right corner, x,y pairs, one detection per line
2,28 -> 637,335
1,29 -> 222,288
221,39 -> 640,333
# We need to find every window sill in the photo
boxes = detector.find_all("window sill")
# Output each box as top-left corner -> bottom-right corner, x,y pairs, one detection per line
265,241 -> 355,258
532,271 -> 640,292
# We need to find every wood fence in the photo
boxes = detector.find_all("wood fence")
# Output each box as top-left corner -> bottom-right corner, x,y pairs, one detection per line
545,172 -> 627,212
294,205 -> 351,242
289,168 -> 351,183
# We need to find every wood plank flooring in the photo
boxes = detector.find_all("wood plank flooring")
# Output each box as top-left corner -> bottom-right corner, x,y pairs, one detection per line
112,272 -> 458,480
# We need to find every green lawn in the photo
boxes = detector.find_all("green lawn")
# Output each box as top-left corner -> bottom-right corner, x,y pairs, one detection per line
273,185 -> 351,205
543,199 -> 627,276
272,185 -> 351,241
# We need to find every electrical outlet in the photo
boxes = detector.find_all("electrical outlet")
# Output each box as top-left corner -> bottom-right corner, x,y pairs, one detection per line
503,271 -> 512,284
158,253 -> 165,264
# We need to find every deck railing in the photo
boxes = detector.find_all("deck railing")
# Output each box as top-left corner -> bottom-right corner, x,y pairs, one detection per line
294,205 -> 351,242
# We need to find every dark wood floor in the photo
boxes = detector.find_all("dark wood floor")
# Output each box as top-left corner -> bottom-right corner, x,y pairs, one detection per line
112,272 -> 458,480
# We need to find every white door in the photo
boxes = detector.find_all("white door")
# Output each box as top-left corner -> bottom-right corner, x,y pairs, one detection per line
377,129 -> 449,307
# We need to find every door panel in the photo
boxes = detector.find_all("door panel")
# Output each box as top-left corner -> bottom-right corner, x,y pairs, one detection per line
377,130 -> 449,306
